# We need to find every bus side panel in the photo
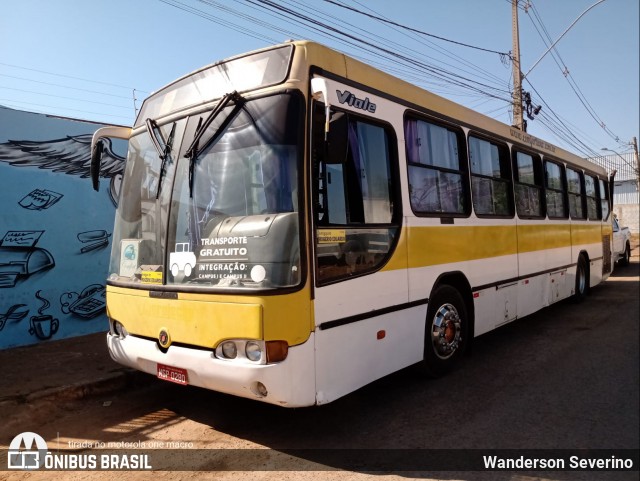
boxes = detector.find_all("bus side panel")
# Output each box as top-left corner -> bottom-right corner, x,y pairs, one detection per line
314,304 -> 425,405
516,222 -> 572,315
406,220 -> 519,337
313,269 -> 420,405
570,223 -> 605,288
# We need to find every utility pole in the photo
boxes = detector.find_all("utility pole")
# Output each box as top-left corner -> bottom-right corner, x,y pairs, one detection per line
511,0 -> 524,131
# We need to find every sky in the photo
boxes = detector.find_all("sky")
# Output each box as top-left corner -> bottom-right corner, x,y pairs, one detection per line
0,0 -> 638,161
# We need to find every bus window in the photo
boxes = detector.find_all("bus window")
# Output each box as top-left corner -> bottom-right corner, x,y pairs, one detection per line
514,151 -> 544,218
544,160 -> 567,219
585,174 -> 599,220
468,135 -> 513,217
405,117 -> 468,215
313,105 -> 399,284
567,168 -> 586,219
599,178 -> 611,221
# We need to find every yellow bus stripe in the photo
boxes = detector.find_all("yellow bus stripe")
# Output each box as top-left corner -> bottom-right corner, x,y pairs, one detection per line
384,223 -> 604,269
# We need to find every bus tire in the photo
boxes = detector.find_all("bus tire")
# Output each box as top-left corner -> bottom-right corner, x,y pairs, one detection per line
421,285 -> 469,378
573,255 -> 589,302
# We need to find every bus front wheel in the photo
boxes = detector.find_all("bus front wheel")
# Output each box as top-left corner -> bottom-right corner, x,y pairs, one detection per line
421,285 -> 469,378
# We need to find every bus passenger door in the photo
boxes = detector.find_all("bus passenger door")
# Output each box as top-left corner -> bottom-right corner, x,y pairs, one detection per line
309,94 -> 412,404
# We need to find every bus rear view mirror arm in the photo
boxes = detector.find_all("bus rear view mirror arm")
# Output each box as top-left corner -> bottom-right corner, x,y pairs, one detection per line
311,77 -> 348,164
311,77 -> 331,141
90,126 -> 132,192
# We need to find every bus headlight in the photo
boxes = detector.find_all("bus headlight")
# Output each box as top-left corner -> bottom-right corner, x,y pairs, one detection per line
221,341 -> 237,359
215,340 -> 288,364
245,341 -> 262,362
112,320 -> 128,338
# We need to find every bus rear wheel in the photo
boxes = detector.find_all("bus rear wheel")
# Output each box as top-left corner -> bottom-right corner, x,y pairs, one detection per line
421,285 -> 468,378
573,255 -> 589,302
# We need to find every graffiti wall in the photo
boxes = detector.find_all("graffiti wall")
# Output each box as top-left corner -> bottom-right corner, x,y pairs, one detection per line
0,106 -> 127,349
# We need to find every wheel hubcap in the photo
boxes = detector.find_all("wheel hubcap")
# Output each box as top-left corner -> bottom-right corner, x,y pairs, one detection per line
431,303 -> 462,360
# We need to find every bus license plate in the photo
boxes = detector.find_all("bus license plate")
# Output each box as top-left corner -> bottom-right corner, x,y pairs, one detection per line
157,363 -> 188,385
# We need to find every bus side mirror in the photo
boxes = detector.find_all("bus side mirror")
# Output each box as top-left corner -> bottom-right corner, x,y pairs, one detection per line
91,139 -> 105,192
90,125 -> 132,193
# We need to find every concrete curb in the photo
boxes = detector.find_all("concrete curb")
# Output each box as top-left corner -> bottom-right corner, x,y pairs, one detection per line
1,369 -> 149,408
0,369 -> 151,437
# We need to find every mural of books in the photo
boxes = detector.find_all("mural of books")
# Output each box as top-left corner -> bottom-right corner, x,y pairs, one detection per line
19,189 -> 63,210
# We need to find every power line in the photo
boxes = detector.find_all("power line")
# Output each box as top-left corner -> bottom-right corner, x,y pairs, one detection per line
0,73 -> 134,100
345,0 -> 512,90
0,85 -> 133,110
524,1 -> 627,148
243,0 -> 512,98
324,0 -> 511,59
0,98 -> 132,121
158,0 -> 281,44
0,61 -> 148,93
285,0 -> 511,91
528,85 -> 601,159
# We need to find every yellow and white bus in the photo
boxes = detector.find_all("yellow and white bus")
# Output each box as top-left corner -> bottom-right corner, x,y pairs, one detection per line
91,41 -> 613,407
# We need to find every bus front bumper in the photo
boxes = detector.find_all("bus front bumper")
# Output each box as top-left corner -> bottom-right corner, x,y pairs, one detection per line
107,332 -> 317,407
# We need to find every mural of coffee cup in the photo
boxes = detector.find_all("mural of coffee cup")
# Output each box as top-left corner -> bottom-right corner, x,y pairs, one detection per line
28,315 -> 59,340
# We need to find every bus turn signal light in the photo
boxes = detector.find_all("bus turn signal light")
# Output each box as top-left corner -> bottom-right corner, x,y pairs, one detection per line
266,341 -> 288,363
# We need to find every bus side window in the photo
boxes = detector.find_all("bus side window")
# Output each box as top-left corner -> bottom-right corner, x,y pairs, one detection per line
405,116 -> 468,216
584,174 -> 599,220
544,160 -> 567,219
468,135 -> 513,217
567,168 -> 586,219
514,150 -> 544,218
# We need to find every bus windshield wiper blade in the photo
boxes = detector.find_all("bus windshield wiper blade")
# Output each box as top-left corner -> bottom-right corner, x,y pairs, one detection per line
185,91 -> 244,159
145,118 -> 167,158
185,91 -> 245,197
145,118 -> 176,199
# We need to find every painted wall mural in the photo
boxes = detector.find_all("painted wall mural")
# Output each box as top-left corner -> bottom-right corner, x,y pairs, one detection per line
0,106 -> 127,349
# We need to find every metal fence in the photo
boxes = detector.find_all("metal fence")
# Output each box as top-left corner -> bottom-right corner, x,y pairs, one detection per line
589,152 -> 638,182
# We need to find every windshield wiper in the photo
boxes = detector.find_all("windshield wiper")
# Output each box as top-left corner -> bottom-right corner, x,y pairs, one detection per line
185,91 -> 245,197
145,118 -> 176,199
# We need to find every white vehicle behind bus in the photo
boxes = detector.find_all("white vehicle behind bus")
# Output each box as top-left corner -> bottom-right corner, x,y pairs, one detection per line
612,215 -> 632,266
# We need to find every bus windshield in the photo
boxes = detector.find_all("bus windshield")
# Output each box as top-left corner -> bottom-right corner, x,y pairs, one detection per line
109,93 -> 303,290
